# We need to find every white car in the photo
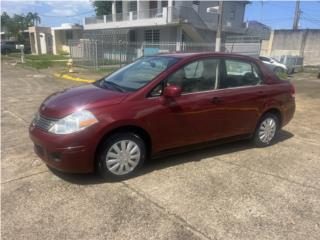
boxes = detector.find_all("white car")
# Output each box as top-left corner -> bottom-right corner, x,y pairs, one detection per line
259,56 -> 288,74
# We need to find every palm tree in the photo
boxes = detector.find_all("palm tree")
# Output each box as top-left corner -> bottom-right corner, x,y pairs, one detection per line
32,12 -> 41,26
26,12 -> 41,26
26,12 -> 34,27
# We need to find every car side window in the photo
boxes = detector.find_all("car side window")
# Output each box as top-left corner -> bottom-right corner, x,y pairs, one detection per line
149,82 -> 164,97
220,59 -> 261,89
166,59 -> 220,94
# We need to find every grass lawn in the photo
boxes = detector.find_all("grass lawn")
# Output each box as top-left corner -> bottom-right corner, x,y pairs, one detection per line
1,53 -> 69,69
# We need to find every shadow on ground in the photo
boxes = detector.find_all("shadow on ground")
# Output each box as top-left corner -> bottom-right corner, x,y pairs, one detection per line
49,130 -> 294,185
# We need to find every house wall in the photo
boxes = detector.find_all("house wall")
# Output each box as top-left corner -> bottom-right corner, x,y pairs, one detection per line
28,26 -> 52,54
52,29 -> 83,55
137,0 -> 150,18
260,29 -> 320,66
172,0 -> 246,32
84,0 -> 247,36
135,26 -> 177,42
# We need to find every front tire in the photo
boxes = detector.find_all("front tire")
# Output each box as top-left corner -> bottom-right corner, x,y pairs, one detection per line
253,113 -> 279,147
97,132 -> 146,180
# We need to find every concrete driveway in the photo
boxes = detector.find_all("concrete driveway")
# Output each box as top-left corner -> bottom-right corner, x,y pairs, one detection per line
1,62 -> 320,240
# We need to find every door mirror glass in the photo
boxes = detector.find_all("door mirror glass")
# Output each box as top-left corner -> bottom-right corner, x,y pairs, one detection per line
163,85 -> 182,98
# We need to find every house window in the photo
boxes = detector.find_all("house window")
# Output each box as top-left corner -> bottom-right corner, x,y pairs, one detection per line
230,10 -> 235,20
66,31 -> 73,40
145,29 -> 160,43
192,1 -> 200,5
129,1 -> 137,12
129,30 -> 136,42
116,1 -> 122,13
161,1 -> 168,8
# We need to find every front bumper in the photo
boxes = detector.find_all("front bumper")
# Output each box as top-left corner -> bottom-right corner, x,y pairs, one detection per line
29,125 -> 96,173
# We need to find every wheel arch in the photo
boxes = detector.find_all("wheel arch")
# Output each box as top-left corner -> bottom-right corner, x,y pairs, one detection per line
94,125 -> 152,168
260,108 -> 283,127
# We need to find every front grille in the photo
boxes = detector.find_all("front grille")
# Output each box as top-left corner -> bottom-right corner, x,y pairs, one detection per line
34,114 -> 56,131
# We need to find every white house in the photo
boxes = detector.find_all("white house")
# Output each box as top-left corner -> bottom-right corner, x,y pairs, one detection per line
29,24 -> 83,55
83,0 -> 248,46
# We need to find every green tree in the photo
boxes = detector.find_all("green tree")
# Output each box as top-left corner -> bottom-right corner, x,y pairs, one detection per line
1,11 -> 39,40
1,11 -> 10,27
26,12 -> 41,26
92,1 -> 113,16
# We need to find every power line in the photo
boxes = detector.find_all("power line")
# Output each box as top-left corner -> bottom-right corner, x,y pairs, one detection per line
302,12 -> 320,22
301,16 -> 320,27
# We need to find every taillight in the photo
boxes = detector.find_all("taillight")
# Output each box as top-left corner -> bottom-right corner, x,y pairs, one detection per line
290,84 -> 295,97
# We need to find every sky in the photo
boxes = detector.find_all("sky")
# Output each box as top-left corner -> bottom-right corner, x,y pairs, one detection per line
1,0 -> 320,29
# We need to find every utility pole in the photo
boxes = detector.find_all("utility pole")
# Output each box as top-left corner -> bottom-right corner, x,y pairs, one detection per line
215,1 -> 224,52
293,0 -> 301,30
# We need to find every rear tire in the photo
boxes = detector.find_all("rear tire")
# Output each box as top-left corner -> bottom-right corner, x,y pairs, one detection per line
253,113 -> 279,147
97,132 -> 146,180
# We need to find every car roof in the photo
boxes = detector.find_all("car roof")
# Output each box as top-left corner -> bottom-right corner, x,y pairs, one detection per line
158,52 -> 258,61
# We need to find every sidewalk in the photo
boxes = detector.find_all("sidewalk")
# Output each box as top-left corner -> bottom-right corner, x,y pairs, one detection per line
52,66 -> 117,83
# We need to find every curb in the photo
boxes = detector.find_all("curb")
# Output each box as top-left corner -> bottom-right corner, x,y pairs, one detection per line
53,73 -> 95,83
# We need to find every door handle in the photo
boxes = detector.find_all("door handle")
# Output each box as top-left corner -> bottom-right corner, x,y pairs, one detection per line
211,97 -> 222,104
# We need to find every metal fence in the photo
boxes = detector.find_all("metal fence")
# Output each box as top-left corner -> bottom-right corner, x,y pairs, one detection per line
69,38 -> 262,70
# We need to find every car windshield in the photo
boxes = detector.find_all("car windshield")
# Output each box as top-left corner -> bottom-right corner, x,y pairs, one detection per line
101,56 -> 179,92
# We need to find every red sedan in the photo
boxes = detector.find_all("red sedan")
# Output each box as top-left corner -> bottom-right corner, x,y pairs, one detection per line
29,52 -> 295,179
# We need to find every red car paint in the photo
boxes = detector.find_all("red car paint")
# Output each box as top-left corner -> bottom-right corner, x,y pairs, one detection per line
29,52 -> 295,173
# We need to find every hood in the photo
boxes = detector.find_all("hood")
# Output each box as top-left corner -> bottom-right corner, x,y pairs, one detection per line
40,83 -> 127,118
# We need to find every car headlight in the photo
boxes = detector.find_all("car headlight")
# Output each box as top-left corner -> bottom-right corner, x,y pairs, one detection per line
48,110 -> 98,135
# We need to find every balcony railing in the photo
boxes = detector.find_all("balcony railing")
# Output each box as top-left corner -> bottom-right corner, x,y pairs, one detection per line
85,8 -> 166,25
84,6 -> 245,34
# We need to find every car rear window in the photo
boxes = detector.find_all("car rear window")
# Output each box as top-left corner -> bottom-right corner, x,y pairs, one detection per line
221,59 -> 262,88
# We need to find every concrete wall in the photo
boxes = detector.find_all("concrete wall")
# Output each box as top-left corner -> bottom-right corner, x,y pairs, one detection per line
28,26 -> 52,54
261,29 -> 320,66
52,29 -> 83,55
173,0 -> 246,33
303,30 -> 320,66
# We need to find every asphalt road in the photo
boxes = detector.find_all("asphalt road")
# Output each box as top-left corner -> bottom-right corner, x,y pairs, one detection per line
1,62 -> 320,240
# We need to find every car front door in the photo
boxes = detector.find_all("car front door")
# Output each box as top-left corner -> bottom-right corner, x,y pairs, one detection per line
145,58 -> 226,152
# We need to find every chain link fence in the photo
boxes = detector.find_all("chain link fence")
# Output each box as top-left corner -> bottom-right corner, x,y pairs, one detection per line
69,37 -> 262,71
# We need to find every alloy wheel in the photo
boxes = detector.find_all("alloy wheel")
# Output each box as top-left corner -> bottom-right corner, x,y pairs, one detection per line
258,117 -> 277,143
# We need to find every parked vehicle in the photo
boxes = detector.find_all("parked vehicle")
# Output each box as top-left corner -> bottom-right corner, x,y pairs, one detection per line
29,53 -> 295,179
1,40 -> 31,54
259,56 -> 288,74
1,41 -> 19,54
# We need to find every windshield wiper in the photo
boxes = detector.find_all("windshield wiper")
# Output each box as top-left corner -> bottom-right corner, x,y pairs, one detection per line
103,81 -> 125,92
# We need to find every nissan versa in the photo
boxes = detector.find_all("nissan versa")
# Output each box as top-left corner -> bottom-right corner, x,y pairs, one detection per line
29,53 -> 295,179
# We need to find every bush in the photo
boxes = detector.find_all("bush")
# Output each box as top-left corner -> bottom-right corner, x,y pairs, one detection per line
26,54 -> 69,61
275,71 -> 288,79
25,59 -> 52,69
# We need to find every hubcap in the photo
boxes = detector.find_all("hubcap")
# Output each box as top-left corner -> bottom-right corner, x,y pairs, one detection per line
106,140 -> 141,175
258,118 -> 277,143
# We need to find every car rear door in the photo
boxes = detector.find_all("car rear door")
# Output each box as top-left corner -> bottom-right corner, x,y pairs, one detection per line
214,58 -> 266,138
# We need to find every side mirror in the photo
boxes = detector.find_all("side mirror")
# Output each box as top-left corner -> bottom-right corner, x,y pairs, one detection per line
163,85 -> 182,98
